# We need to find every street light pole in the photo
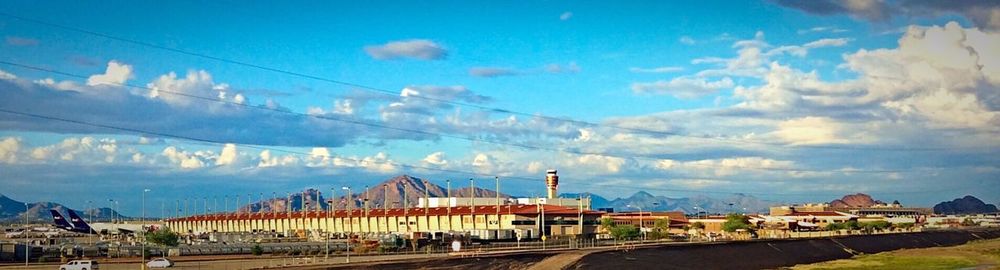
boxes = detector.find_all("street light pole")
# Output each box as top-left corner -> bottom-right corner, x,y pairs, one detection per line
402,184 -> 408,232
446,179 -> 451,231
109,199 -> 115,222
24,202 -> 28,267
628,204 -> 644,241
577,195 -> 583,237
540,202 -> 546,250
324,188 -> 330,260
639,206 -> 644,241
469,178 -> 475,231
88,200 -> 95,245
446,179 -> 451,215
424,180 -> 430,216
142,188 -> 150,270
495,176 -> 500,233
342,186 -> 352,263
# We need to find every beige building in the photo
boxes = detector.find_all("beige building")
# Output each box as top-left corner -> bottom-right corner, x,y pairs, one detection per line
770,203 -> 931,217
688,216 -> 728,233
165,204 -> 604,240
602,211 -> 689,234
769,211 -> 858,230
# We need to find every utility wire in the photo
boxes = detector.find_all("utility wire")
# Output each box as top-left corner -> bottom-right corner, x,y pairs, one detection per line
0,108 -> 966,197
0,12 -> 969,152
0,60 -> 920,174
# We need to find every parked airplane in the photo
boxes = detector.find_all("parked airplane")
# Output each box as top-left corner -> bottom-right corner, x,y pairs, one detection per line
4,227 -> 62,238
50,210 -> 150,235
51,210 -> 76,231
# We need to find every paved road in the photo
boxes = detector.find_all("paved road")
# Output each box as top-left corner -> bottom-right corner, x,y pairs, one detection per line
3,253 -> 449,270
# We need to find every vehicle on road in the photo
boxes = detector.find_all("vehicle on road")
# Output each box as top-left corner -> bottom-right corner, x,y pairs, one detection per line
59,260 -> 100,270
146,258 -> 175,268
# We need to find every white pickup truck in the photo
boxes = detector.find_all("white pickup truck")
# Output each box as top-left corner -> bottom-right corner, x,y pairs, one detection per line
59,260 -> 100,270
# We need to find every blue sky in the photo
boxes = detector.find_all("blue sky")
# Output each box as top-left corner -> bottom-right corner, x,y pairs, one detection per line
1,0 -> 998,215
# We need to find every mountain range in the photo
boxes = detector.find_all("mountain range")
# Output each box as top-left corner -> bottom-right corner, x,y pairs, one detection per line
572,191 -> 778,214
0,195 -> 125,223
241,175 -> 511,213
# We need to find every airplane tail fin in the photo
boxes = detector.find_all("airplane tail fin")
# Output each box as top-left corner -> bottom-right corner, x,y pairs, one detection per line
50,210 -> 75,230
65,210 -> 93,233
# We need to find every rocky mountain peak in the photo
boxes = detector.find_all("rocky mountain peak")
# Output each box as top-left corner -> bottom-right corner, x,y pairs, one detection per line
830,193 -> 884,208
934,195 -> 999,214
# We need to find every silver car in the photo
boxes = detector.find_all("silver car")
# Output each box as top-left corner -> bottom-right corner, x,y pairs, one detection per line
146,258 -> 175,268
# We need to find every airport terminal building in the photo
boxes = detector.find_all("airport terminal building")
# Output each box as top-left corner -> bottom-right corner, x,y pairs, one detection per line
165,203 -> 604,240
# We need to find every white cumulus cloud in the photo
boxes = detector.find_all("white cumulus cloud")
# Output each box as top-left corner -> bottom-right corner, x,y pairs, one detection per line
86,60 -> 133,87
0,137 -> 21,164
364,39 -> 447,60
422,152 -> 448,166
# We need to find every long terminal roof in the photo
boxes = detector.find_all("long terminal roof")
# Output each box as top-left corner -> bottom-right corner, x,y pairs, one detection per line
167,204 -> 605,222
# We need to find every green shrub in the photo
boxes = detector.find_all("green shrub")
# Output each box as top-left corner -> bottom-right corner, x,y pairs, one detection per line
609,225 -> 640,240
721,214 -> 752,233
691,222 -> 706,230
145,229 -> 180,247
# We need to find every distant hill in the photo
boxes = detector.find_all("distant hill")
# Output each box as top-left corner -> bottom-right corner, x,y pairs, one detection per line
934,195 -> 999,214
830,193 -> 884,208
598,191 -> 777,214
0,194 -> 125,223
559,193 -> 610,208
242,175 -> 511,213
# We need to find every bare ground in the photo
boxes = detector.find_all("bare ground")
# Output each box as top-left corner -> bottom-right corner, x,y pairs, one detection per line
790,238 -> 1000,270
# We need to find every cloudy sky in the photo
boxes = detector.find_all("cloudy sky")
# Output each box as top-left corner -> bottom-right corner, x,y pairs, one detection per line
1,0 -> 998,215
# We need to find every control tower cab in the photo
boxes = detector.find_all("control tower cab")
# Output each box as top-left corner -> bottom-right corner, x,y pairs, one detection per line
545,170 -> 559,199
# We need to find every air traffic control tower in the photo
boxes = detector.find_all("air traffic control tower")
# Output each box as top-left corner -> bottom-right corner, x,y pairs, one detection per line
546,169 -> 559,199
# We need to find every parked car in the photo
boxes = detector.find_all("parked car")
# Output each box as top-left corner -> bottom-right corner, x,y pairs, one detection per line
59,260 -> 100,270
146,258 -> 175,268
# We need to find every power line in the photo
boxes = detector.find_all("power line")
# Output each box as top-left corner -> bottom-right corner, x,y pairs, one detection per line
0,12 -> 968,152
0,108 -> 964,197
0,60 -> 924,174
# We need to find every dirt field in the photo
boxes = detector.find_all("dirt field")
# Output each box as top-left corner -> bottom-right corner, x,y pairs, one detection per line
790,238 -> 1000,270
288,229 -> 1000,270
568,229 -> 1000,270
